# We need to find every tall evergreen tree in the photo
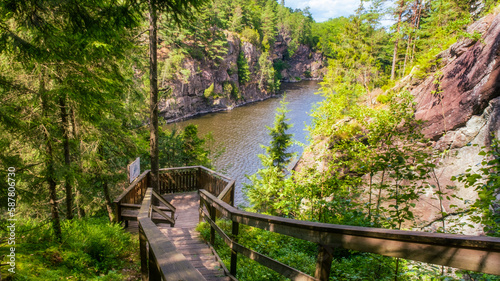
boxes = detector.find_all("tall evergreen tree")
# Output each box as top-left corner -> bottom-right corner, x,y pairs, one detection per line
0,0 -> 141,239
245,96 -> 294,215
144,0 -> 207,192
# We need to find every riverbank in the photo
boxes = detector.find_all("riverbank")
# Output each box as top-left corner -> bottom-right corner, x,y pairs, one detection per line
165,81 -> 323,206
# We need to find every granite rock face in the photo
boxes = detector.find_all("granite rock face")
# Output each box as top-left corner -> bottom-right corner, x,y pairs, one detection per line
158,31 -> 326,123
295,12 -> 500,233
410,13 -> 500,232
413,13 -> 500,141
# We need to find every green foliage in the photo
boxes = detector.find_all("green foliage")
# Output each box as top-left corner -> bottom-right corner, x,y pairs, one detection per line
237,50 -> 251,84
204,83 -> 216,98
158,125 -> 220,168
241,28 -> 261,46
245,97 -> 294,215
223,81 -> 241,99
453,138 -> 500,236
376,93 -> 390,104
273,59 -> 288,81
0,217 -> 138,280
258,52 -> 280,92
161,49 -> 190,83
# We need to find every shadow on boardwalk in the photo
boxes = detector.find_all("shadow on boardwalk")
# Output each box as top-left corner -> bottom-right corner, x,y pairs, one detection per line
125,191 -> 230,281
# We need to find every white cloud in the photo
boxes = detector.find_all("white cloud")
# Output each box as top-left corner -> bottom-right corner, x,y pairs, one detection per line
285,0 -> 360,22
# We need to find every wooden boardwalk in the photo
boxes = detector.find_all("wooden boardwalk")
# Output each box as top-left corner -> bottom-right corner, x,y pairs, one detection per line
126,191 -> 230,281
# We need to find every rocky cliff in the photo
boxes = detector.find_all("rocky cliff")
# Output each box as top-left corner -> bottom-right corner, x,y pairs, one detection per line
407,12 -> 500,232
296,11 -> 500,233
158,31 -> 325,123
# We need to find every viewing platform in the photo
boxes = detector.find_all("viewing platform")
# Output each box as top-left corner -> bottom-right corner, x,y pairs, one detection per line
115,166 -> 500,281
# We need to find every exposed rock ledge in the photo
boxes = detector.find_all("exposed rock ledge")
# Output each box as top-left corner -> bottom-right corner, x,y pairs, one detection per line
409,12 -> 500,233
158,31 -> 326,123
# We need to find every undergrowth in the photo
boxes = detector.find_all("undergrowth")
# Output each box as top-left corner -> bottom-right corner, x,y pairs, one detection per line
197,220 -> 500,280
0,217 -> 139,281
197,220 -> 414,280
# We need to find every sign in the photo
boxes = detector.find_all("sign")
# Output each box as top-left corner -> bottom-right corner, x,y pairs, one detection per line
127,157 -> 140,183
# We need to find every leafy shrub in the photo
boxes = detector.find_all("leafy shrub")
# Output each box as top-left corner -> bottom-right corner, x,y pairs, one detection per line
1,217 -> 137,280
241,27 -> 260,46
204,83 -> 216,98
376,94 -> 390,104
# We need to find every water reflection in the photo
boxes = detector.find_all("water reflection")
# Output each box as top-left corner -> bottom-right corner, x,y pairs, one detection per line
166,80 -> 323,206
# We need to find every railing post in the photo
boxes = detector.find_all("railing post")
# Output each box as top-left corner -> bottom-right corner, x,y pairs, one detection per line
230,221 -> 239,276
115,201 -> 121,223
230,182 -> 235,207
139,224 -> 148,281
149,245 -> 161,281
210,205 -> 216,246
197,167 -> 201,189
315,245 -> 333,281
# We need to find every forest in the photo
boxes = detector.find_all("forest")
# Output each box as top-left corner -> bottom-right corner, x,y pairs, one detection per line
1,0 -> 500,280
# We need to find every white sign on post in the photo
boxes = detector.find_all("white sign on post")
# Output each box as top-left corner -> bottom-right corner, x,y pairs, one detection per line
128,157 -> 140,183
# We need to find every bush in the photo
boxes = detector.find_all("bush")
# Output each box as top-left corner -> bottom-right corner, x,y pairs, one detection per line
204,83 -> 215,98
0,217 -> 138,280
240,28 -> 260,46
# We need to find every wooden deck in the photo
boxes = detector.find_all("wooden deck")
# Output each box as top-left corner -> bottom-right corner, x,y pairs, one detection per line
126,191 -> 230,281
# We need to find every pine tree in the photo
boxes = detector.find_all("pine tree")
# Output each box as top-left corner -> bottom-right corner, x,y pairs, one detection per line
266,96 -> 294,170
245,96 -> 294,214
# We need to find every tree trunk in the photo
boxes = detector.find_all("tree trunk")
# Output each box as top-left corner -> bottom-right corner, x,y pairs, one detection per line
59,96 -> 73,219
149,0 -> 159,191
390,0 -> 405,80
103,179 -> 115,222
411,1 -> 423,63
70,107 -> 85,218
40,70 -> 62,241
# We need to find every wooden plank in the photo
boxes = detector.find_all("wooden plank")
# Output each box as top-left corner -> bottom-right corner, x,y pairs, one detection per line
200,190 -> 500,249
198,166 -> 233,182
199,190 -> 500,275
120,203 -> 173,212
152,190 -> 176,212
217,180 -> 235,202
139,188 -> 206,281
314,245 -> 333,281
152,205 -> 175,226
140,218 -> 207,281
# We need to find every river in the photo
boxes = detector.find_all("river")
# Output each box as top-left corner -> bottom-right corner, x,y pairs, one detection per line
166,80 -> 323,206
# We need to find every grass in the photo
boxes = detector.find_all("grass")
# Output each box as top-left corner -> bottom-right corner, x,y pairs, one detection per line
0,217 -> 140,281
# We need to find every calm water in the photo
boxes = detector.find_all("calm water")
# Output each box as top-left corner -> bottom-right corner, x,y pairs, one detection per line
166,80 -> 323,206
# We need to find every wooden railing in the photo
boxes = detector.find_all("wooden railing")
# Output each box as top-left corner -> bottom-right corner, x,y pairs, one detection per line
138,188 -> 205,280
114,166 -> 235,224
199,189 -> 500,281
114,170 -> 150,223
114,166 -> 235,280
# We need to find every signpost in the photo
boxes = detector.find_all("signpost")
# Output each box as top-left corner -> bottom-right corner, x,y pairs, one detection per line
128,157 -> 140,183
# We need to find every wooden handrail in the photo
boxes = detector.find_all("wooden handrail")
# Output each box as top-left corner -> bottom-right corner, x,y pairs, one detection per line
200,206 -> 317,281
197,165 -> 233,181
114,169 -> 150,204
199,189 -> 500,279
138,188 -> 206,281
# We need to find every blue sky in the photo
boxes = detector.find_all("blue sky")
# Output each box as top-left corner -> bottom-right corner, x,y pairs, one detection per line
284,0 -> 361,22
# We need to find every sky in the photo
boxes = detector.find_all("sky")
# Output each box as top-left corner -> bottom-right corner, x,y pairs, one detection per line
284,0 -> 361,22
